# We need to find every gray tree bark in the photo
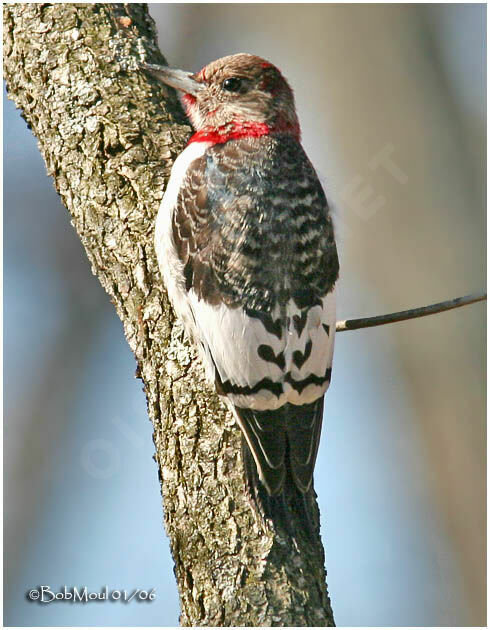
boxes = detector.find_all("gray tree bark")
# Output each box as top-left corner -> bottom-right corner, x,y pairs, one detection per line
4,4 -> 335,626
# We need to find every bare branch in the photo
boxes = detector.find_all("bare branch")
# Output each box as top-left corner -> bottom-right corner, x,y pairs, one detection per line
336,291 -> 486,332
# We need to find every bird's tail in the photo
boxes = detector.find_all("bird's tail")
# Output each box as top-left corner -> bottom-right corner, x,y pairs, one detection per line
241,435 -> 318,540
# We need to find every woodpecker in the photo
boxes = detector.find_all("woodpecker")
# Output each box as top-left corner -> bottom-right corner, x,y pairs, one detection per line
141,54 -> 339,531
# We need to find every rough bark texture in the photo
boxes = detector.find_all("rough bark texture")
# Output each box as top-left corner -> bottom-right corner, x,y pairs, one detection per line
4,4 -> 335,626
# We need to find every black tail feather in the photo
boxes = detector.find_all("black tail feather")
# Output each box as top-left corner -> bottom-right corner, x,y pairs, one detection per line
241,435 -> 318,539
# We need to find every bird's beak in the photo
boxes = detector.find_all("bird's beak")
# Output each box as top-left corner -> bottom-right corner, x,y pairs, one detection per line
138,62 -> 203,96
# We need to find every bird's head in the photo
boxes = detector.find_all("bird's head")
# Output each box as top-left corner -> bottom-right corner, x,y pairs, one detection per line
140,53 -> 300,144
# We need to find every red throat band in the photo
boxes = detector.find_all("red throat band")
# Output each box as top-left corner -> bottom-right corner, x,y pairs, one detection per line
187,120 -> 301,145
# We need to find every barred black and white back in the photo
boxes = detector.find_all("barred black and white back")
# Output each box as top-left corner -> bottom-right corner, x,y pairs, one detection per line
155,133 -> 339,520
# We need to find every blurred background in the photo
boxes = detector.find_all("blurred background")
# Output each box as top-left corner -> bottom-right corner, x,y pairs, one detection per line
4,4 -> 485,627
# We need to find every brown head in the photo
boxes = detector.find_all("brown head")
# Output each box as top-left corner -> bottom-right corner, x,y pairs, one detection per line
140,53 -> 300,143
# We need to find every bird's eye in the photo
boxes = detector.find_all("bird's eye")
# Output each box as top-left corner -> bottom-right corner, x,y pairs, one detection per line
222,77 -> 244,93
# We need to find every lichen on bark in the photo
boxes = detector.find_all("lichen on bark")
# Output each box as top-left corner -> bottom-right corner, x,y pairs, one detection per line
4,3 -> 335,625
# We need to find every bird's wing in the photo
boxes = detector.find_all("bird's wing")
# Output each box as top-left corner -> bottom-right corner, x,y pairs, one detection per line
165,135 -> 339,493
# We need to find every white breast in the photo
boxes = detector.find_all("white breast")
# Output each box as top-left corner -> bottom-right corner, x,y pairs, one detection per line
154,141 -> 211,349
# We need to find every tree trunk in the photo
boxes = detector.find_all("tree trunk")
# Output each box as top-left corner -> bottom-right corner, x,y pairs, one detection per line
3,3 -> 335,626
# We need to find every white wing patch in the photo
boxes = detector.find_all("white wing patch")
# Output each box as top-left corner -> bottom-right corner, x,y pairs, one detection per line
187,288 -> 336,410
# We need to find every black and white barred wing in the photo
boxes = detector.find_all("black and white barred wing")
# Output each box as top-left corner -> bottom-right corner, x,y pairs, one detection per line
155,137 -> 339,495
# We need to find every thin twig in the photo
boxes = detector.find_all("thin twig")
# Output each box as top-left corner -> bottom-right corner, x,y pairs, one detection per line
336,290 -> 486,332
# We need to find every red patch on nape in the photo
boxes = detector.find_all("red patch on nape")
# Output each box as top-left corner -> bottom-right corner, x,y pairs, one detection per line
259,65 -> 287,96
